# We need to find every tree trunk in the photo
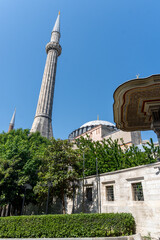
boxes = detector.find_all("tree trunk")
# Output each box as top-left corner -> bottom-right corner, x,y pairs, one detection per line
10,205 -> 16,216
61,190 -> 66,214
5,204 -> 9,216
9,204 -> 13,216
1,206 -> 6,217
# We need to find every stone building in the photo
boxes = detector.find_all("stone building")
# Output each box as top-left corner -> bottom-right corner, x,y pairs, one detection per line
23,161 -> 160,238
66,162 -> 160,239
69,120 -> 142,147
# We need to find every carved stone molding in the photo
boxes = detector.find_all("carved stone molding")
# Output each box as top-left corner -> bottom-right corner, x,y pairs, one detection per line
46,42 -> 62,56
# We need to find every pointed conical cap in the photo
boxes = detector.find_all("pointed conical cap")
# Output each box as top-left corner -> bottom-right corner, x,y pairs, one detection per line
10,108 -> 16,125
52,12 -> 60,33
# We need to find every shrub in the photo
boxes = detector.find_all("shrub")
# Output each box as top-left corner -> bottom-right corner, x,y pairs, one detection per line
0,213 -> 135,238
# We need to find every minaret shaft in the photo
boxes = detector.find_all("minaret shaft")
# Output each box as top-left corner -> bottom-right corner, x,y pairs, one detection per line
30,13 -> 61,139
36,50 -> 58,118
8,108 -> 16,132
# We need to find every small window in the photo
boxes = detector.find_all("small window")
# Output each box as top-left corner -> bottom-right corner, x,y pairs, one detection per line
106,185 -> 114,201
132,182 -> 144,201
86,187 -> 92,202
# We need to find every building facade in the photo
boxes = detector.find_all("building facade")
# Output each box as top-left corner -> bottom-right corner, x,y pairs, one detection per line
22,162 -> 160,238
67,162 -> 160,239
69,120 -> 142,147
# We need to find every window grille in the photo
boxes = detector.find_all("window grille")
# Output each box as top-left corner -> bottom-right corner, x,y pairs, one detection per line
106,185 -> 114,201
86,187 -> 92,202
132,182 -> 144,201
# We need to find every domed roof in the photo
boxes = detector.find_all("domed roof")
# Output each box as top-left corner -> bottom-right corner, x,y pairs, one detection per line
80,120 -> 115,128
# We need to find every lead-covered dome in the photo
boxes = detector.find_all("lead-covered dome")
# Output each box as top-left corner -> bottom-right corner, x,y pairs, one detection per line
68,120 -> 116,140
80,120 -> 115,128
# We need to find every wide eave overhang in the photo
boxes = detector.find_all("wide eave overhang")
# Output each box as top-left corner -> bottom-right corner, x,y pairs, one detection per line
113,74 -> 160,131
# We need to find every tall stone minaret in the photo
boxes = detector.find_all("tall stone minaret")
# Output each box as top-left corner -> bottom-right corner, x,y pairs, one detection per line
30,12 -> 62,139
8,108 -> 16,132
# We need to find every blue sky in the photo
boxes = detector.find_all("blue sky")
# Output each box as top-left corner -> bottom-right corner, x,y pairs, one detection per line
0,0 -> 159,142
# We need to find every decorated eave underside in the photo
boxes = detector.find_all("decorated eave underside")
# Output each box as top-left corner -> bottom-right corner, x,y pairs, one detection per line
113,74 -> 160,132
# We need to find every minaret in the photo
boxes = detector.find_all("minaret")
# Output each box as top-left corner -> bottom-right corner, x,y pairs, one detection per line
30,12 -> 62,138
8,108 -> 16,132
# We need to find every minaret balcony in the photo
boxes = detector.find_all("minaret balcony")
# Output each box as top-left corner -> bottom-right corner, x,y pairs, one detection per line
46,42 -> 62,56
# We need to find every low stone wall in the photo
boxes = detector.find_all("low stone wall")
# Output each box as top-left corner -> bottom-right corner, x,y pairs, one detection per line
0,233 -> 142,240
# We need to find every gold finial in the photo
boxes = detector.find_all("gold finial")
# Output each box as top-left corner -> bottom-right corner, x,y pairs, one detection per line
58,11 -> 60,15
136,74 -> 140,79
97,115 -> 99,120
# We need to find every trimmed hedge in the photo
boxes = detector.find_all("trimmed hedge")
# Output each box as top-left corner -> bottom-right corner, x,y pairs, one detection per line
0,213 -> 135,238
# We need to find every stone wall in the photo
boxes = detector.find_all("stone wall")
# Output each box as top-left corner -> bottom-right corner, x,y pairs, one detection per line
104,130 -> 132,146
67,162 -> 160,239
0,234 -> 142,240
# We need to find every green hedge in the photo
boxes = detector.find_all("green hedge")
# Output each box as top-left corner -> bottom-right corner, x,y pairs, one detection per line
0,213 -> 135,238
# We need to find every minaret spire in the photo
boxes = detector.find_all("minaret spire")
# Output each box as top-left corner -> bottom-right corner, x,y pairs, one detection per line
52,11 -> 60,33
8,108 -> 16,132
50,12 -> 60,43
30,13 -> 62,139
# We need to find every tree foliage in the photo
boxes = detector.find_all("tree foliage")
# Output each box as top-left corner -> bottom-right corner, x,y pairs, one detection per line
0,129 -> 49,215
76,137 -> 160,177
34,138 -> 80,214
0,129 -> 159,216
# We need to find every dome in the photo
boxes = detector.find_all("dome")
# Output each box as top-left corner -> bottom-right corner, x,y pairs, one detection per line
68,120 -> 116,140
80,120 -> 115,128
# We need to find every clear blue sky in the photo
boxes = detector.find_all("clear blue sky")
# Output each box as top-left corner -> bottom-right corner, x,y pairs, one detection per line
0,0 -> 159,142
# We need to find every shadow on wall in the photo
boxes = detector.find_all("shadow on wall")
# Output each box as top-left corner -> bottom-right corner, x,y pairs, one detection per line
72,180 -> 99,214
25,198 -> 64,215
24,183 -> 98,215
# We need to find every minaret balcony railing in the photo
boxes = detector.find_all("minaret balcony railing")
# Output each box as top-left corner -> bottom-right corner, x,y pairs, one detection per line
46,42 -> 62,56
